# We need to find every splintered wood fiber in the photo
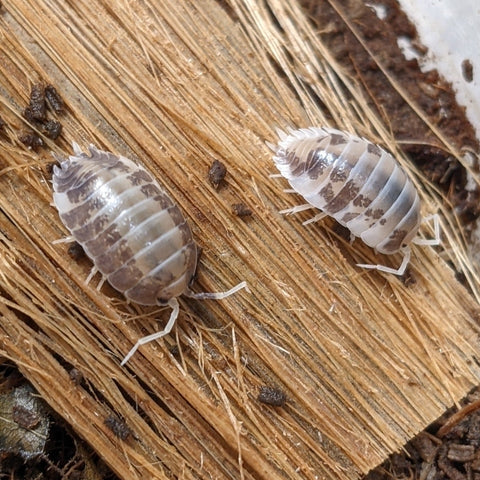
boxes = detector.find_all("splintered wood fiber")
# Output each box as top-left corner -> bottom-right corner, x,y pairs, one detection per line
0,1 -> 479,479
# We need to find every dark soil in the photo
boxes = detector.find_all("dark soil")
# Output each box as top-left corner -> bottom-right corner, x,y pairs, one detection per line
300,0 -> 480,223
364,388 -> 480,480
297,1 -> 480,478
0,363 -> 119,480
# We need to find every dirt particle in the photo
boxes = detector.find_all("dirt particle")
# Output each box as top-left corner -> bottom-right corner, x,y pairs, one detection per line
231,203 -> 252,217
461,59 -> 473,83
411,432 -> 441,463
19,82 -> 64,149
257,386 -> 287,406
41,119 -> 62,139
45,84 -> 64,113
27,83 -> 47,122
104,415 -> 131,440
68,368 -> 83,385
18,130 -> 43,149
22,107 -> 36,124
447,443 -> 475,462
208,160 -> 227,189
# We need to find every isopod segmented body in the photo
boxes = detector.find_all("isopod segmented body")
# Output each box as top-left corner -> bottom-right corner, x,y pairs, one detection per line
52,144 -> 246,365
269,127 -> 439,275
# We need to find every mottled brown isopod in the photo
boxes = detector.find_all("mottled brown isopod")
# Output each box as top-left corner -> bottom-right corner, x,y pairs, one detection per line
52,143 -> 246,364
268,127 -> 440,275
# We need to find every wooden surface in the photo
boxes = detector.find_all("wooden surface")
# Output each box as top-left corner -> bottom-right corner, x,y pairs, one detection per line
0,1 -> 479,479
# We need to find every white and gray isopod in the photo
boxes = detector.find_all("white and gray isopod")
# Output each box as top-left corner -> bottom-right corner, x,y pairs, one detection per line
268,127 -> 440,275
52,143 -> 247,365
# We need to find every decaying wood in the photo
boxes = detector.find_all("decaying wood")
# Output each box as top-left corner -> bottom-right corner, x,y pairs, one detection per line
0,1 -> 479,479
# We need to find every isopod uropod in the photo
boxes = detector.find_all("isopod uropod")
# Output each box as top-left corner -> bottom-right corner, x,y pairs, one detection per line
268,127 -> 440,275
52,143 -> 247,365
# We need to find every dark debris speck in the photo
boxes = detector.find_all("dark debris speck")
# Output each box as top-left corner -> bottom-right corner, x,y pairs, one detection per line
68,368 -> 83,385
208,160 -> 227,189
257,386 -> 287,407
67,242 -> 85,261
18,130 -> 43,149
27,83 -> 47,122
45,84 -> 64,113
104,415 -> 131,440
231,203 -> 253,217
41,120 -> 62,139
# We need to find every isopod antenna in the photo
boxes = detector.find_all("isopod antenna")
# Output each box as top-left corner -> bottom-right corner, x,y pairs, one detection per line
121,298 -> 180,366
185,280 -> 248,300
120,281 -> 247,365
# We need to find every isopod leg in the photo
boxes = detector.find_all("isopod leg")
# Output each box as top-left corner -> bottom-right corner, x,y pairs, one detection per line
413,214 -> 441,246
265,141 -> 278,153
278,203 -> 327,226
279,204 -> 315,215
96,275 -> 107,291
85,265 -> 99,285
52,235 -> 76,244
275,127 -> 289,141
120,298 -> 180,366
303,212 -> 327,226
71,141 -> 83,156
186,280 -> 248,300
357,248 -> 411,276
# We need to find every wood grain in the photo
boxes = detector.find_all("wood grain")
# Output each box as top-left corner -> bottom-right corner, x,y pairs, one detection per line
0,1 -> 479,478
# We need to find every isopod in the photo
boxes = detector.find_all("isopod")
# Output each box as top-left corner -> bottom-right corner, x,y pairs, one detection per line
52,143 -> 247,365
268,127 -> 440,275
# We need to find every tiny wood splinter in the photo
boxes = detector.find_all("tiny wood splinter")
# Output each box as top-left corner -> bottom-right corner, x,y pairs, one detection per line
52,143 -> 247,365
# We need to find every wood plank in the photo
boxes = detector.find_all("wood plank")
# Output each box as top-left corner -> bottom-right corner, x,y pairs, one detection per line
0,1 -> 479,478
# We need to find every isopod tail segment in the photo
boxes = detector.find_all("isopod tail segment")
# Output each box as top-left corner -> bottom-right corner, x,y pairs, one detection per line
120,281 -> 248,366
356,214 -> 441,276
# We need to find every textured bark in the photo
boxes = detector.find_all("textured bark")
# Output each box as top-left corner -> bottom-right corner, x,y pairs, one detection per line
0,1 -> 479,479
